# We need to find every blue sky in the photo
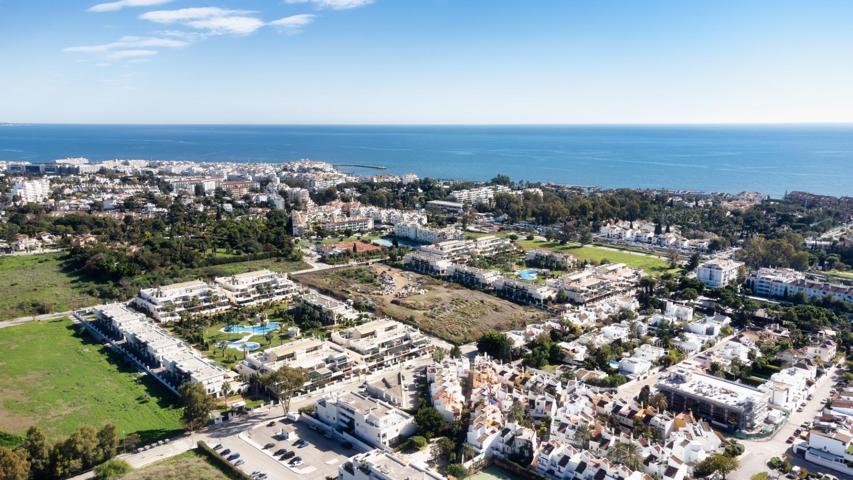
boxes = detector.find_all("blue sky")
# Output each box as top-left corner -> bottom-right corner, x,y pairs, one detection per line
1,0 -> 852,124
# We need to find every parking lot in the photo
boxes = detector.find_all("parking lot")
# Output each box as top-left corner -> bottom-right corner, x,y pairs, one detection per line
213,418 -> 363,480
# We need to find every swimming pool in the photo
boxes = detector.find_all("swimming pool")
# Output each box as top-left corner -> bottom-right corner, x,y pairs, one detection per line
517,268 -> 538,280
221,322 -> 281,335
226,341 -> 261,352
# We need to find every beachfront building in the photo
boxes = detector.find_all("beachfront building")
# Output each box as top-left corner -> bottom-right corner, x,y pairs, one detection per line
315,391 -> 417,449
338,449 -> 445,480
697,259 -> 744,289
132,280 -> 231,323
747,268 -> 853,303
330,319 -> 434,371
237,337 -> 363,394
449,185 -> 511,205
297,291 -> 360,326
655,367 -> 770,431
89,304 -> 229,396
213,269 -> 299,306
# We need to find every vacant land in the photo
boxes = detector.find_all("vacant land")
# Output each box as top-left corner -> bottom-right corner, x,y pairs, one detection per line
0,319 -> 183,444
121,450 -> 237,480
0,253 -> 103,320
295,265 -> 546,344
515,240 -> 675,276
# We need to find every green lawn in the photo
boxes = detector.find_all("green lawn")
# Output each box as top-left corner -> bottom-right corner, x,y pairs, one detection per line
0,319 -> 184,445
191,319 -> 293,368
0,253 -> 103,321
515,240 -> 676,276
120,450 -> 238,480
826,269 -> 853,280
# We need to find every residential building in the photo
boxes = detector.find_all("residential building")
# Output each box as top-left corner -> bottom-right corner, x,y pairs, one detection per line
655,367 -> 770,431
9,178 -> 50,203
747,268 -> 853,303
338,449 -> 445,480
393,222 -> 463,244
132,280 -> 231,323
425,200 -> 464,214
315,391 -> 417,448
298,291 -> 360,326
494,276 -> 556,305
526,249 -> 575,270
555,263 -> 641,305
330,319 -> 433,371
697,259 -> 744,289
213,269 -> 298,306
427,357 -> 470,422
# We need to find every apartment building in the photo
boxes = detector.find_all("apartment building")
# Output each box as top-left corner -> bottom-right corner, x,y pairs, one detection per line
526,249 -> 575,270
555,263 -> 640,305
132,280 -> 231,323
655,367 -> 770,431
747,268 -> 853,303
315,391 -> 417,448
9,178 -> 51,203
297,291 -> 360,326
449,185 -> 511,205
393,222 -> 463,244
214,269 -> 298,306
494,276 -> 556,305
330,319 -> 433,371
425,200 -> 464,214
401,251 -> 452,276
339,450 -> 445,480
427,357 -> 470,422
447,263 -> 501,289
237,337 -> 363,393
697,259 -> 744,288
90,304 -> 229,397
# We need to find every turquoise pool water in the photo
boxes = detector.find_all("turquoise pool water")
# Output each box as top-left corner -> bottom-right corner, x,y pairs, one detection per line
222,322 -> 281,335
226,341 -> 261,351
518,268 -> 538,280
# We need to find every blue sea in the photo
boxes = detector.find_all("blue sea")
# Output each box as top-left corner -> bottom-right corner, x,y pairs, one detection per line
1,124 -> 852,197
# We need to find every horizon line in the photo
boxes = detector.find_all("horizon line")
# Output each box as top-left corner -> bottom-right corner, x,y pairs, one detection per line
3,121 -> 853,128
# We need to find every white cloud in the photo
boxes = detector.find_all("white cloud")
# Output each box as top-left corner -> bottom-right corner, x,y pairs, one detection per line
88,0 -> 172,13
106,49 -> 158,59
140,7 -> 264,35
64,36 -> 189,54
284,0 -> 373,10
269,14 -> 316,33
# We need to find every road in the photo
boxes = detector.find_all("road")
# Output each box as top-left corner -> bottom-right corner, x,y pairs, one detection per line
0,310 -> 72,329
730,364 -> 841,480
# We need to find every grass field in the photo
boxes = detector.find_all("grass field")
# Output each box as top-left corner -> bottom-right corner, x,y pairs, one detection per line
294,265 -> 546,344
120,450 -> 237,480
0,254 -> 309,321
515,239 -> 676,276
0,319 -> 183,444
0,253 -> 103,321
826,269 -> 853,280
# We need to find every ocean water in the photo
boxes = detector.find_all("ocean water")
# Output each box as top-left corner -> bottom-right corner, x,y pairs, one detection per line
1,124 -> 852,197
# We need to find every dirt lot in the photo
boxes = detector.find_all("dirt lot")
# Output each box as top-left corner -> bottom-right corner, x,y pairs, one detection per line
294,265 -> 546,344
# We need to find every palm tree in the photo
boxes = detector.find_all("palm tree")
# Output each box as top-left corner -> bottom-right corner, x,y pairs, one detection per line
574,424 -> 591,449
650,393 -> 668,411
607,440 -> 643,471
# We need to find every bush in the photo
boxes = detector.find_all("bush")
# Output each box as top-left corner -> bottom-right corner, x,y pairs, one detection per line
751,473 -> 768,480
407,436 -> 428,451
724,440 -> 745,457
94,459 -> 132,479
768,457 -> 783,470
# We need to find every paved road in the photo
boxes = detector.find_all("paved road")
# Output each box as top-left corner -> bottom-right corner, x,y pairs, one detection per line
730,364 -> 840,480
0,310 -> 72,329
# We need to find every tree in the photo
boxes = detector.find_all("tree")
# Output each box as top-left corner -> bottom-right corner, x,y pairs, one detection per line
96,424 -> 119,462
0,447 -> 29,480
650,393 -> 668,411
636,385 -> 651,407
262,365 -> 308,415
405,436 -> 428,451
447,463 -> 468,479
449,345 -> 462,359
476,331 -> 513,362
607,441 -> 643,471
22,426 -> 49,480
93,459 -> 131,479
694,454 -> 739,479
179,381 -> 213,431
435,436 -> 455,462
574,424 -> 591,449
64,426 -> 100,470
415,406 -> 445,439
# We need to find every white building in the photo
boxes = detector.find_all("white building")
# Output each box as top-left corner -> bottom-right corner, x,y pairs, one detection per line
393,222 -> 463,244
213,269 -> 298,306
747,268 -> 853,303
132,280 -> 231,323
697,259 -> 744,289
330,319 -> 433,371
10,178 -> 50,203
759,366 -> 813,411
315,391 -> 417,448
427,357 -> 470,422
339,449 -> 444,480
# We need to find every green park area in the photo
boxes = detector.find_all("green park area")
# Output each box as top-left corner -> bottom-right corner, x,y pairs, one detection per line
0,319 -> 184,446
0,253 -> 103,321
515,239 -> 677,276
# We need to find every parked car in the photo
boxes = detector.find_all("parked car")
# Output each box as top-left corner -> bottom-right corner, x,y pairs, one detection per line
213,444 -> 224,451
234,459 -> 245,467
267,421 -> 276,427
786,436 -> 795,444
221,449 -> 231,456
274,448 -> 287,456
227,453 -> 241,461
263,443 -> 275,450
294,440 -> 307,448
282,451 -> 295,460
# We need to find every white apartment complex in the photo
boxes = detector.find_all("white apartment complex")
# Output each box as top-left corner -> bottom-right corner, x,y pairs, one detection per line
315,391 -> 417,449
330,319 -> 434,371
449,185 -> 511,205
339,449 -> 444,480
133,279 -> 231,323
10,178 -> 51,203
747,268 -> 853,303
393,222 -> 463,244
213,269 -> 298,306
555,263 -> 641,304
90,304 -> 229,396
697,259 -> 744,288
